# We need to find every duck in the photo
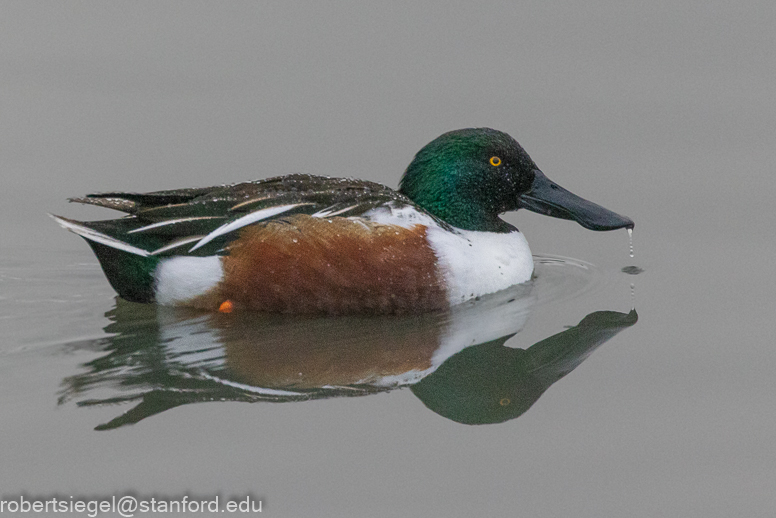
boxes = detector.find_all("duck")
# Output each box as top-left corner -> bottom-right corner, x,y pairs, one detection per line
51,128 -> 633,315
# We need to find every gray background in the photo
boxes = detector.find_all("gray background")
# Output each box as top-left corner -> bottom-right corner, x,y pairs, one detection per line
2,2 -> 775,517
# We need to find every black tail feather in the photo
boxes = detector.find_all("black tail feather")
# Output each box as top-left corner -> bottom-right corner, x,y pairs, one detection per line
86,241 -> 159,303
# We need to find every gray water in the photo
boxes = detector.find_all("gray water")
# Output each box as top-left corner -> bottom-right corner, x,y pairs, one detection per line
2,3 -> 775,517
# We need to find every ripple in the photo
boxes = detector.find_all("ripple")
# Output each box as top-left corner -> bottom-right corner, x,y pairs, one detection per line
531,254 -> 602,307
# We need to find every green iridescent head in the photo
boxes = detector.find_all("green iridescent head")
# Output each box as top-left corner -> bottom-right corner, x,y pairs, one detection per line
399,128 -> 538,232
399,128 -> 634,233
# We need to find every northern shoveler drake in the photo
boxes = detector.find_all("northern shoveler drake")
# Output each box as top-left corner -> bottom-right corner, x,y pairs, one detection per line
52,128 -> 633,315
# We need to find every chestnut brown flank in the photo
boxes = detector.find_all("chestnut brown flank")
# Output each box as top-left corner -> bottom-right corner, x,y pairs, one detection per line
219,215 -> 446,314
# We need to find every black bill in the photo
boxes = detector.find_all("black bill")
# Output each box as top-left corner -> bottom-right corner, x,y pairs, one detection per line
518,170 -> 634,231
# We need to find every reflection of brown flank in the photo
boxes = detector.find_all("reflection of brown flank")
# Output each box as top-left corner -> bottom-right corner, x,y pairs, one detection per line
219,313 -> 443,388
219,215 -> 446,314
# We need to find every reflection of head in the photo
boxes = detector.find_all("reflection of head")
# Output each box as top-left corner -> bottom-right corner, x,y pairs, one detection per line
412,309 -> 638,425
412,339 -> 545,424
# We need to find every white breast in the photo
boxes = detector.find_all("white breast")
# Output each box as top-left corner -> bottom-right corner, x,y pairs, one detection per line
426,227 -> 534,306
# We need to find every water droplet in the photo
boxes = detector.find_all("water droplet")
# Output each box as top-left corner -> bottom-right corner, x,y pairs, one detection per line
627,228 -> 634,258
621,266 -> 644,275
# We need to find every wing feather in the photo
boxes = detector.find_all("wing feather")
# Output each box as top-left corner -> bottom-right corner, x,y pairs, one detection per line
63,174 -> 438,258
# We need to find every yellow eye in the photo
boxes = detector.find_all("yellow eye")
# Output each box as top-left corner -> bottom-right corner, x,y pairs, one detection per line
490,156 -> 502,167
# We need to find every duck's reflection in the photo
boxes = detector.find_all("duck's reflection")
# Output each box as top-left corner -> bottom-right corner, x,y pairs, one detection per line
60,283 -> 636,430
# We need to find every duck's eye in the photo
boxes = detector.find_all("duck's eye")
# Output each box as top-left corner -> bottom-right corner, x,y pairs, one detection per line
489,156 -> 502,167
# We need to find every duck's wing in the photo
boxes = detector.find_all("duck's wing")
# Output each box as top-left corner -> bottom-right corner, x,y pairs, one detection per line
59,174 -> 435,257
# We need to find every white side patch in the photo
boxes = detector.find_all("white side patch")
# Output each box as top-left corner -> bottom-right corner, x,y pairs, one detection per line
154,256 -> 224,305
49,214 -> 150,257
189,203 -> 304,252
426,227 -> 534,305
